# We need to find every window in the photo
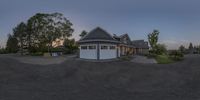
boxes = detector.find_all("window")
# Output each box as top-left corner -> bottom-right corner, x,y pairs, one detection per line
81,46 -> 87,50
101,46 -> 108,49
110,46 -> 116,50
89,46 -> 96,49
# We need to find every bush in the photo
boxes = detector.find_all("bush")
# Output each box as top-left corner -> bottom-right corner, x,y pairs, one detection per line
30,52 -> 43,56
156,54 -> 174,64
155,44 -> 167,55
169,50 -> 184,61
51,47 -> 63,52
0,48 -> 8,54
147,53 -> 157,58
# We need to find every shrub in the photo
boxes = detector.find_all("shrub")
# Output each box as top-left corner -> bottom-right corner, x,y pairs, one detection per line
156,54 -> 174,64
147,53 -> 157,58
155,44 -> 167,55
0,48 -> 8,54
30,52 -> 43,56
169,50 -> 184,61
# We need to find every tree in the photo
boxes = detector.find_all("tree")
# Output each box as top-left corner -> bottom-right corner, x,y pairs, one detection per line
26,12 -> 74,53
179,45 -> 185,53
155,44 -> 167,55
63,39 -> 78,54
6,34 -> 19,53
148,29 -> 159,53
188,42 -> 194,54
189,42 -> 193,50
197,45 -> 200,54
13,22 -> 27,55
79,30 -> 87,38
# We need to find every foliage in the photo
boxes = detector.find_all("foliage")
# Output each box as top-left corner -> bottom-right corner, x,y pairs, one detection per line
51,47 -> 63,52
147,50 -> 158,58
79,30 -> 88,38
0,48 -> 8,54
5,12 -> 75,55
12,22 -> 28,55
6,34 -> 19,53
188,42 -> 193,50
179,45 -> 186,53
169,50 -> 184,61
155,44 -> 167,55
197,45 -> 200,54
63,39 -> 78,54
155,54 -> 174,64
30,52 -> 43,56
27,12 -> 74,53
148,29 -> 159,52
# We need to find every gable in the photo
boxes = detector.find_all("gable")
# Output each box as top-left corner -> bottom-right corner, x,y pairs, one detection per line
80,27 -> 116,41
120,34 -> 132,44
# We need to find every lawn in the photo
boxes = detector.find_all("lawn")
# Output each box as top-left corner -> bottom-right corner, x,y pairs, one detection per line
155,54 -> 174,64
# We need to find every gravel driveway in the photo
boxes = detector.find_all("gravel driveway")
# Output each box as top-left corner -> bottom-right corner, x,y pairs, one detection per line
0,54 -> 200,100
131,55 -> 157,64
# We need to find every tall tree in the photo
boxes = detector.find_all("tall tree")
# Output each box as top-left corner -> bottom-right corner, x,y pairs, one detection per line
79,30 -> 87,38
27,12 -> 74,53
13,22 -> 27,55
148,29 -> 159,52
197,45 -> 200,54
6,34 -> 19,53
189,43 -> 193,50
179,45 -> 185,53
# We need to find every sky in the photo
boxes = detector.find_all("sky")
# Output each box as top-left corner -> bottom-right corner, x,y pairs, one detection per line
0,0 -> 200,49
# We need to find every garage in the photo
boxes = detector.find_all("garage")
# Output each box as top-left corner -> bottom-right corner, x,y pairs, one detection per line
99,44 -> 117,59
79,44 -> 117,60
78,27 -> 119,60
80,45 -> 97,59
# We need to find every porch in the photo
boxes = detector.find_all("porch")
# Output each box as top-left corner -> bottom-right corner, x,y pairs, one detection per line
119,45 -> 136,56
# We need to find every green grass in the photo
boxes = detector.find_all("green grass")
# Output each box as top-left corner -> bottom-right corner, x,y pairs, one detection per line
155,54 -> 174,64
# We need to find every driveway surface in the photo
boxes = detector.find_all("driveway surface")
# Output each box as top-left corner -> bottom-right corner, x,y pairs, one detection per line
131,55 -> 157,64
0,54 -> 200,100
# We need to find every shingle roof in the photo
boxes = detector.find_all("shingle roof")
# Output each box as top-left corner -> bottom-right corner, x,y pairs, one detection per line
79,27 -> 118,43
132,40 -> 149,49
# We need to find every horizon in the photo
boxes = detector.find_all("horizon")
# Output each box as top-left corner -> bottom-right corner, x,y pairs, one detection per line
1,0 -> 200,49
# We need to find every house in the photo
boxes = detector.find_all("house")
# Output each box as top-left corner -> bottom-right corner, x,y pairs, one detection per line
78,27 -> 149,60
132,40 -> 149,55
113,34 -> 135,56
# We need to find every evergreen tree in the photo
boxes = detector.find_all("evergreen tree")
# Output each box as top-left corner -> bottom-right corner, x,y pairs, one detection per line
6,34 -> 19,53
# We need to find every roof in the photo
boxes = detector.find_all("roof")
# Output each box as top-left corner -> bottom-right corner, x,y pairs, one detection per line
132,40 -> 149,49
79,27 -> 118,43
113,33 -> 132,44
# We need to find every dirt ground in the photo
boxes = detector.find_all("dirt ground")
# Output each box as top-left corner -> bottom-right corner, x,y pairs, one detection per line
0,54 -> 200,100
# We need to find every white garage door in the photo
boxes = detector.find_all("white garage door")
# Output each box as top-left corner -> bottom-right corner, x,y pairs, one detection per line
80,45 -> 97,59
100,44 -> 117,59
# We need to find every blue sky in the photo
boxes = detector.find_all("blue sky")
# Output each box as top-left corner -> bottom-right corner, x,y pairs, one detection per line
0,0 -> 200,49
